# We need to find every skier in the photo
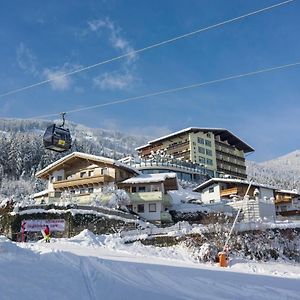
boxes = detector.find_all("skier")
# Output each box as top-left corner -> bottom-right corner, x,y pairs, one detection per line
43,225 -> 50,243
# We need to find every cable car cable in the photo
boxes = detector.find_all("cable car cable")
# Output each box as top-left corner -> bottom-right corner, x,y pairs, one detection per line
0,0 -> 294,99
31,60 -> 300,120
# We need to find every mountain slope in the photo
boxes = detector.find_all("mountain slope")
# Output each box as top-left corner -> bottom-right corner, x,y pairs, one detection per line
0,118 -> 148,199
247,150 -> 300,191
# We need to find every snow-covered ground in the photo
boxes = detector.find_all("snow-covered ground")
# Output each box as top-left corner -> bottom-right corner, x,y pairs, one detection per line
0,231 -> 300,300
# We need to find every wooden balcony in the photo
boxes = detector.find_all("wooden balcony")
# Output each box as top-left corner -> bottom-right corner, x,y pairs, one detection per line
53,175 -> 114,189
220,186 -> 256,198
274,195 -> 292,204
167,141 -> 189,151
220,187 -> 239,197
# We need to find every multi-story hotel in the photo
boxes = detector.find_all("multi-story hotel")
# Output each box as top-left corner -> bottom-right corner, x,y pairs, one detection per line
135,127 -> 254,179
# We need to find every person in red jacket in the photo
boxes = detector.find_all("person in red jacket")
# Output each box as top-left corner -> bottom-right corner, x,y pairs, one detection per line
44,225 -> 50,243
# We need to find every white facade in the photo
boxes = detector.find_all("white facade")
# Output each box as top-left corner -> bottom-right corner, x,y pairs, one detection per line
200,184 -> 222,204
48,169 -> 65,190
258,187 -> 274,200
132,201 -> 162,221
228,198 -> 276,222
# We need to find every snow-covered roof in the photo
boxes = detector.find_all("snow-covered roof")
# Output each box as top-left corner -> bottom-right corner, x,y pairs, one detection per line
36,152 -> 140,178
32,189 -> 52,198
120,173 -> 177,184
276,189 -> 300,196
194,178 -> 277,192
135,127 -> 254,153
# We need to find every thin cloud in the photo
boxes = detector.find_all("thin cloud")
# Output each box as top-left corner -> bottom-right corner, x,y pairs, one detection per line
93,70 -> 135,90
16,43 -> 39,77
88,17 -> 139,91
128,125 -> 172,139
16,43 -> 82,92
42,63 -> 83,91
88,17 -> 137,63
43,69 -> 71,91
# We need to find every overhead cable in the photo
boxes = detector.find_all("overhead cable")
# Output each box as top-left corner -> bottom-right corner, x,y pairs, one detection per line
0,0 -> 294,99
31,60 -> 300,119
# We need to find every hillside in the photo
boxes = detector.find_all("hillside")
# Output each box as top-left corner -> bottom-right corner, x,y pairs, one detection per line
246,150 -> 300,191
0,118 -> 148,199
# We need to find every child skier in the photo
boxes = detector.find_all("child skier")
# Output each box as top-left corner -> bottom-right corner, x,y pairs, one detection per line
43,225 -> 50,243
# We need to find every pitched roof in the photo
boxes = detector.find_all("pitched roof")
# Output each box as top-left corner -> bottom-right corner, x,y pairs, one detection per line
276,189 -> 300,196
136,127 -> 254,153
193,178 -> 276,192
36,152 -> 140,178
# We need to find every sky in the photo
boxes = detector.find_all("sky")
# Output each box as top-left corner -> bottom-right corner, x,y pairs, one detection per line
0,0 -> 299,162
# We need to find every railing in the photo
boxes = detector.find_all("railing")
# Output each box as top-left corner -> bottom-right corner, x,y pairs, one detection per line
53,175 -> 114,189
132,160 -> 207,175
167,141 -> 189,150
220,187 -> 239,197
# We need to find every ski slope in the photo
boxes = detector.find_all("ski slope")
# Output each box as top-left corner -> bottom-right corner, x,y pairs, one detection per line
0,232 -> 299,300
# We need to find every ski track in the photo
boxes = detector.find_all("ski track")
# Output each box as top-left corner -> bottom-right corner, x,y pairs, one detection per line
1,239 -> 300,300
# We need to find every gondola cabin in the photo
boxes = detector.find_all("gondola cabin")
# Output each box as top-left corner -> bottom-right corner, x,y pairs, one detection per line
43,124 -> 72,152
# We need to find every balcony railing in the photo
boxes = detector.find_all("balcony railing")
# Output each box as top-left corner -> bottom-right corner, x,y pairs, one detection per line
132,160 -> 207,175
53,175 -> 114,189
220,187 -> 239,197
129,192 -> 172,206
167,141 -> 189,150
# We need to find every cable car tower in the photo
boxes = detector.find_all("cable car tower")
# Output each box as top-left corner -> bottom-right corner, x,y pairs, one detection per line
43,113 -> 72,152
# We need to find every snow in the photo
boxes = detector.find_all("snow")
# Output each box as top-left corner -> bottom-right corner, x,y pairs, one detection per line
168,187 -> 210,213
194,177 -> 277,192
11,208 -> 139,223
276,189 -> 299,195
31,189 -> 51,198
121,172 -> 177,184
1,230 -> 300,300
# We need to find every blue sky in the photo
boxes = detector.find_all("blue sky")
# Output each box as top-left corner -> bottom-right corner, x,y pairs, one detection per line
0,0 -> 299,162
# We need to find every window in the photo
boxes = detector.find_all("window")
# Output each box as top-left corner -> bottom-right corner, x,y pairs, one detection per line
199,156 -> 205,164
209,187 -> 214,193
54,191 -> 61,197
131,186 -> 137,193
197,137 -> 204,144
209,200 -> 215,204
88,170 -> 94,177
205,140 -> 211,147
198,146 -> 205,154
88,187 -> 94,193
70,190 -> 75,194
80,188 -> 86,194
207,158 -> 213,165
152,185 -> 160,192
137,204 -> 144,213
57,175 -> 63,181
207,133 -> 211,138
206,149 -> 212,156
50,176 -> 54,183
100,168 -> 108,175
138,186 -> 146,192
80,172 -> 86,178
149,203 -> 157,212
